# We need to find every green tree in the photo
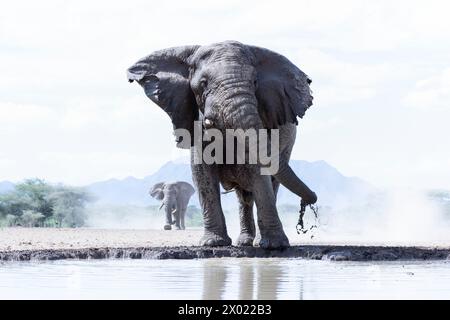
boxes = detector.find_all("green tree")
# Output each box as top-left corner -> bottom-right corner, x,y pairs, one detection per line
0,179 -> 93,228
4,214 -> 18,227
20,210 -> 45,227
48,186 -> 92,227
0,179 -> 53,218
0,192 -> 29,218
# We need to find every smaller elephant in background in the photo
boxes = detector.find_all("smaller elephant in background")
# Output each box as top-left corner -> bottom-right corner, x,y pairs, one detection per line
150,181 -> 195,230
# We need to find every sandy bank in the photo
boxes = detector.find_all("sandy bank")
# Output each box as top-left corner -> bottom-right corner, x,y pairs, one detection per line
0,227 -> 203,251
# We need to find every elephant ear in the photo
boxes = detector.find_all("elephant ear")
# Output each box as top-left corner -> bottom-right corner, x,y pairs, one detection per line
127,46 -> 200,147
176,181 -> 195,199
248,45 -> 313,129
150,182 -> 165,200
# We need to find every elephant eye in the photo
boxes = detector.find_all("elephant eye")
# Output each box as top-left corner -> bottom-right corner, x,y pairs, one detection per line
200,78 -> 207,89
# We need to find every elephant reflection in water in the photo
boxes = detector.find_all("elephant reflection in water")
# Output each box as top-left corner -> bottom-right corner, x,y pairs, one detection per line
202,260 -> 301,300
238,263 -> 254,300
255,263 -> 282,300
202,261 -> 228,300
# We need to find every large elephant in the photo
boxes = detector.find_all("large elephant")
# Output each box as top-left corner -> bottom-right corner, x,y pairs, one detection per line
150,181 -> 195,230
128,41 -> 317,249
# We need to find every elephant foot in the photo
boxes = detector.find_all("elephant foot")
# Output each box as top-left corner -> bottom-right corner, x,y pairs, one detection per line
175,225 -> 182,230
253,233 -> 261,247
236,232 -> 255,247
200,232 -> 232,247
163,224 -> 172,230
259,230 -> 290,249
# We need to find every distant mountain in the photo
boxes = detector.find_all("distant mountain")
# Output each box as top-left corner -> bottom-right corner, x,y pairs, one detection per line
86,160 -> 194,206
86,159 -> 377,209
0,181 -> 14,194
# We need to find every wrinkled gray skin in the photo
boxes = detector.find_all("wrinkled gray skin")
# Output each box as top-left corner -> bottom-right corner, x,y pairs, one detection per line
150,181 -> 195,230
128,41 -> 317,249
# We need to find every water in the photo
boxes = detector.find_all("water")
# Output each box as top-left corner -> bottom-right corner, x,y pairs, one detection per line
1,258 -> 449,299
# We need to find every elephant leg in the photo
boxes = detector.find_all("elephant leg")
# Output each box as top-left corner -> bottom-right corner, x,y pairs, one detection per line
191,161 -> 231,246
235,188 -> 255,246
174,212 -> 181,230
252,174 -> 289,249
164,207 -> 172,230
180,207 -> 186,230
254,178 -> 279,245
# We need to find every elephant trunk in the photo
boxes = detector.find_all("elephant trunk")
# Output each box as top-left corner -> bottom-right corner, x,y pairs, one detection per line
274,162 -> 317,205
163,197 -> 178,225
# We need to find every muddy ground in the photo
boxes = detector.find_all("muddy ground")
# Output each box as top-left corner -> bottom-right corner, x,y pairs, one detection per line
2,245 -> 450,262
1,228 -> 449,261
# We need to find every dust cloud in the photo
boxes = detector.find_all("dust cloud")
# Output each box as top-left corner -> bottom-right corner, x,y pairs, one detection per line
283,188 -> 450,246
85,188 -> 449,246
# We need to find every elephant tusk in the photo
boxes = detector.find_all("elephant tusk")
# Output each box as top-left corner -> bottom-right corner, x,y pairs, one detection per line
171,208 -> 177,214
204,118 -> 214,129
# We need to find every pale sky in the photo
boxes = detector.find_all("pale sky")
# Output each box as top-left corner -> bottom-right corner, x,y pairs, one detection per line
1,0 -> 449,189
